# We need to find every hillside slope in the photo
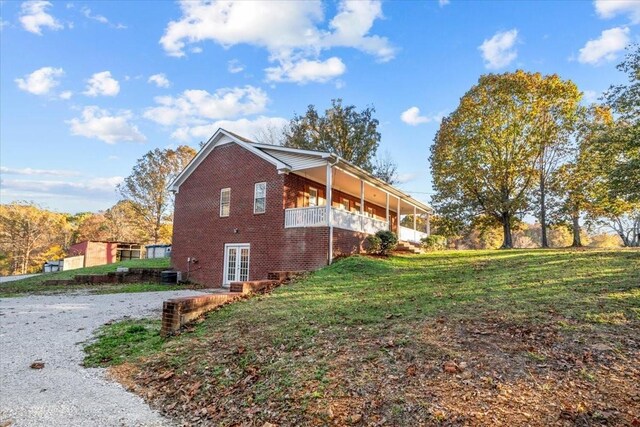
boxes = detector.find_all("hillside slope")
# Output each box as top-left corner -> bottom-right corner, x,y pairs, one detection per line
98,250 -> 639,426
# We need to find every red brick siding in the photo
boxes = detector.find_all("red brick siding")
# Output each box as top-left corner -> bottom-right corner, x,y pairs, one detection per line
282,227 -> 330,270
333,228 -> 368,257
172,143 -> 293,287
172,145 -> 398,287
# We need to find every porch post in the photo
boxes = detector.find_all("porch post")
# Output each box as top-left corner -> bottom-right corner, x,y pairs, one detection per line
360,180 -> 365,232
397,197 -> 401,236
326,163 -> 333,264
413,206 -> 417,242
426,212 -> 431,236
385,193 -> 390,230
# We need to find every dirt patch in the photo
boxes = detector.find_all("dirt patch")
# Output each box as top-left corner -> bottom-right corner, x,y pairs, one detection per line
106,362 -> 142,392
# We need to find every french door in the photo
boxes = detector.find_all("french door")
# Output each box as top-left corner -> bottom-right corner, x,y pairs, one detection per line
223,244 -> 250,286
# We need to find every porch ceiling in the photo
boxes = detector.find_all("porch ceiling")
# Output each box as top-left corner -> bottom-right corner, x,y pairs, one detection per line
290,166 -> 428,215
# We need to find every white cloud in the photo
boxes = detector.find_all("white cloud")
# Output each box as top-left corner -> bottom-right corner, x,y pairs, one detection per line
400,107 -> 440,126
59,90 -> 73,100
265,57 -> 346,83
578,26 -> 630,65
143,85 -> 269,127
82,7 -> 107,24
439,0 -> 450,6
1,176 -> 123,200
171,116 -> 289,142
595,0 -> 640,24
0,166 -> 81,177
83,71 -> 120,96
396,172 -> 418,184
148,73 -> 171,88
81,6 -> 127,29
160,1 -> 323,57
19,1 -> 63,35
479,29 -> 519,69
68,106 -> 146,144
15,66 -> 64,95
322,0 -> 394,61
159,0 -> 394,83
227,59 -> 244,74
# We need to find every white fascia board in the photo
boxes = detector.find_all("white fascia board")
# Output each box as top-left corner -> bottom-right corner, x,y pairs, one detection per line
168,128 -> 291,193
248,142 -> 330,158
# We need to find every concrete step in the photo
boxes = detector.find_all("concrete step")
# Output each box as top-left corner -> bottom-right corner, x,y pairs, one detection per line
394,240 -> 423,254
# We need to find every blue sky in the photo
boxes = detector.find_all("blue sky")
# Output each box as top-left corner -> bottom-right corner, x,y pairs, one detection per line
1,0 -> 638,213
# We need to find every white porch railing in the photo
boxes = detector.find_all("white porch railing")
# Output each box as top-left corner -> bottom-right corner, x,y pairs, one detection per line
331,208 -> 389,235
284,206 -> 328,228
399,226 -> 429,243
284,206 -> 389,235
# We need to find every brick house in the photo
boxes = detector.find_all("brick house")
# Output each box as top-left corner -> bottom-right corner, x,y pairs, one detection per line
170,128 -> 432,288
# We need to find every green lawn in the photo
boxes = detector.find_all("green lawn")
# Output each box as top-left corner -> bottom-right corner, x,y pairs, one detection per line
87,249 -> 640,426
0,258 -> 196,297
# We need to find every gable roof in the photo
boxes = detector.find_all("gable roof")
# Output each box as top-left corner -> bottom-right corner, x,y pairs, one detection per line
169,128 -> 433,213
169,128 -> 291,192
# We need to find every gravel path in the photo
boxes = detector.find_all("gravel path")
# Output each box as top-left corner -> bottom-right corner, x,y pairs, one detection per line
0,290 -> 209,427
0,274 -> 40,283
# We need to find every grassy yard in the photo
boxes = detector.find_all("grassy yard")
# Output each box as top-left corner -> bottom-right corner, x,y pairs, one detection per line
89,249 -> 639,426
0,258 -> 197,297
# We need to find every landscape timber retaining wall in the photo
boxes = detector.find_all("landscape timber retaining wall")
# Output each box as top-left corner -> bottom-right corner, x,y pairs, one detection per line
161,293 -> 239,337
160,272 -> 304,336
229,279 -> 278,294
43,268 -> 167,286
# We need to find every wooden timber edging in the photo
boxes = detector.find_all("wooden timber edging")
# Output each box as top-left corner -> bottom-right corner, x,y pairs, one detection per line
42,268 -> 167,286
160,271 -> 305,337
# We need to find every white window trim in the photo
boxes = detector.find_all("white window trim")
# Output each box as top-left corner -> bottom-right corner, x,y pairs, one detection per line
254,182 -> 266,214
223,243 -> 250,286
220,188 -> 230,217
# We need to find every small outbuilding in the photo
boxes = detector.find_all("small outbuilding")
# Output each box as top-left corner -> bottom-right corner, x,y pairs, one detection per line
67,241 -> 142,268
145,244 -> 172,259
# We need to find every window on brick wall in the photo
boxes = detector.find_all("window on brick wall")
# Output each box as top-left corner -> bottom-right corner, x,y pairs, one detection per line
367,206 -> 374,218
309,187 -> 318,207
220,188 -> 231,217
340,197 -> 350,210
254,182 -> 266,214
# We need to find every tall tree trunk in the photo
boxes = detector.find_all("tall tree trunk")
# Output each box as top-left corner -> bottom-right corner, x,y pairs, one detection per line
571,210 -> 582,247
22,248 -> 31,275
500,213 -> 513,249
540,174 -> 549,248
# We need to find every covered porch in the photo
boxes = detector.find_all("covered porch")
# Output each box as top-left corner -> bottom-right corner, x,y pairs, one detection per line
283,162 -> 431,243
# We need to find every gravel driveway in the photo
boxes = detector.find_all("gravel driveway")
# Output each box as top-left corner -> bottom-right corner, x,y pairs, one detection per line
0,290 -> 209,427
0,274 -> 40,283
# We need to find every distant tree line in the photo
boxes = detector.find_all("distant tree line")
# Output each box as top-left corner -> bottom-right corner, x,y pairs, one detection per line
0,146 -> 197,275
430,44 -> 639,248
